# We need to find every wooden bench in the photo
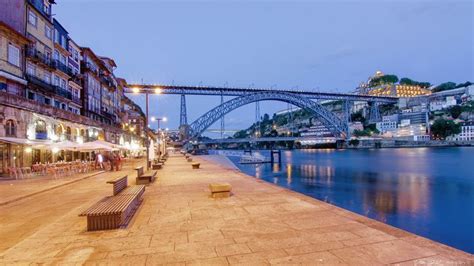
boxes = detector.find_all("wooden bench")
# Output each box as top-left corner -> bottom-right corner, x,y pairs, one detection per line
191,162 -> 200,169
135,166 -> 157,185
187,157 -> 193,162
152,163 -> 163,170
79,175 -> 145,231
209,183 -> 232,198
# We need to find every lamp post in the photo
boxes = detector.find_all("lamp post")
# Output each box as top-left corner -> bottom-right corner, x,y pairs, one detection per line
151,116 -> 167,131
151,116 -> 167,158
132,86 -> 161,170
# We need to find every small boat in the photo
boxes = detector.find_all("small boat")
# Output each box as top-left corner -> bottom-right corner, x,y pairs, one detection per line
239,154 -> 269,164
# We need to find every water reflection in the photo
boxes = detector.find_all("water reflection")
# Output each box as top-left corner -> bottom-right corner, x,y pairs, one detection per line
230,148 -> 474,253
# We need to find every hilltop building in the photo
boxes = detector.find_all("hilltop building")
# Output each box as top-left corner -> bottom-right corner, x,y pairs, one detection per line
356,71 -> 431,97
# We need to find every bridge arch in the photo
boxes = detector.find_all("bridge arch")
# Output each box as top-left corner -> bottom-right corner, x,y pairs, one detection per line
187,91 -> 349,140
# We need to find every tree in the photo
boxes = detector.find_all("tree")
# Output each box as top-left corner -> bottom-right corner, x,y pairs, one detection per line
455,81 -> 473,88
432,82 -> 456,92
353,129 -> 371,137
369,74 -> 399,87
263,113 -> 270,122
431,119 -> 461,140
399,77 -> 415,86
449,105 -> 462,119
399,77 -> 431,88
233,130 -> 248,139
351,111 -> 366,123
349,139 -> 360,147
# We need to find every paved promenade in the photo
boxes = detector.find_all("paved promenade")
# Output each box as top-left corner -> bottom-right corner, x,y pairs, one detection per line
0,154 -> 472,265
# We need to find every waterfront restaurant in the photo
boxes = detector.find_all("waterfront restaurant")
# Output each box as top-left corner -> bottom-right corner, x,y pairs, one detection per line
0,111 -> 144,178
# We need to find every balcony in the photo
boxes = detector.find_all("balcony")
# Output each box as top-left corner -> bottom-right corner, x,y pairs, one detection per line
69,74 -> 82,86
101,107 -> 115,119
72,95 -> 81,105
81,62 -> 99,75
26,48 -> 52,68
100,75 -> 116,89
26,74 -> 55,93
54,86 -> 72,100
52,60 -> 73,76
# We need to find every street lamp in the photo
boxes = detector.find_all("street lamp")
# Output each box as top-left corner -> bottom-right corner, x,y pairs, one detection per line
151,116 -> 167,130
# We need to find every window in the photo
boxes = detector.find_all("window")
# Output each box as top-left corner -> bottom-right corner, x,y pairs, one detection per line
44,98 -> 51,105
60,54 -> 66,64
66,127 -> 71,140
44,73 -> 51,84
27,91 -> 35,100
35,120 -> 47,139
53,75 -> 60,86
61,36 -> 66,48
45,25 -> 52,40
43,3 -> 50,16
60,79 -> 66,89
5,120 -> 16,137
53,50 -> 59,61
28,11 -> 37,27
54,29 -> 60,43
26,63 -> 36,76
7,44 -> 20,67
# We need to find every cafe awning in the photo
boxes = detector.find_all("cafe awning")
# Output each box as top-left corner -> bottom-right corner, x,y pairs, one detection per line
0,137 -> 52,148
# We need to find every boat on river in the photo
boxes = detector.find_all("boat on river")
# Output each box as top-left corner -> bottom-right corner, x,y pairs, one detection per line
239,154 -> 270,164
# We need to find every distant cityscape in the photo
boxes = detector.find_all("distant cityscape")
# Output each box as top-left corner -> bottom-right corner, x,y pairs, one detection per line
230,71 -> 473,147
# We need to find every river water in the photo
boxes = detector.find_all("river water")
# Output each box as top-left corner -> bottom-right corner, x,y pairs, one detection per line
226,147 -> 474,253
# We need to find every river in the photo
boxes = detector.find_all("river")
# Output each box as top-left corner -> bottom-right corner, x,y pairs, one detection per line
225,147 -> 474,253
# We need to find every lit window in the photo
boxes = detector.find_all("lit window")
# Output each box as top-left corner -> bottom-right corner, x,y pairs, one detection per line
7,44 -> 20,67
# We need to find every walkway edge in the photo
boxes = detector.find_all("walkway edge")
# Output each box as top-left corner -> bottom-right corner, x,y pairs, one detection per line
0,171 -> 106,206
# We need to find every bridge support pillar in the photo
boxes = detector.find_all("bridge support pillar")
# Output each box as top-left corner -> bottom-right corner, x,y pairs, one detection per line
368,101 -> 382,123
180,94 -> 188,127
270,150 -> 281,164
344,100 -> 352,140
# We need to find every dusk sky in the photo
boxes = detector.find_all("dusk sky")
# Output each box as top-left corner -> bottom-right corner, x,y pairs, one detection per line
55,0 -> 473,135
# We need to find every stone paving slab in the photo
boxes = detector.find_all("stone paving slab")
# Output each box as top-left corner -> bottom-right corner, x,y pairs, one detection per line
0,170 -> 105,206
0,154 -> 472,265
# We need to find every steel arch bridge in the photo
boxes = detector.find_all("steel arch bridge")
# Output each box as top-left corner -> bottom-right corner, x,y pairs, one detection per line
186,91 -> 349,140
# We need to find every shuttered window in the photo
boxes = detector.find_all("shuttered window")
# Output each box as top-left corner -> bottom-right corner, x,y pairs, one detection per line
7,44 -> 20,67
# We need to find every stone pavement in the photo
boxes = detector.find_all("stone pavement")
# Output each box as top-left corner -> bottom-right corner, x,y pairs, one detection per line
0,154 -> 472,265
0,170 -> 105,206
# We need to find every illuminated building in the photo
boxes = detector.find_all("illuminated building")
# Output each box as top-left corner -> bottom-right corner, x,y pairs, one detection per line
357,71 -> 431,98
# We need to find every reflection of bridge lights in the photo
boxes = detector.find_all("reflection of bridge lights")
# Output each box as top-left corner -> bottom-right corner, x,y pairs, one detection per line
287,164 -> 292,184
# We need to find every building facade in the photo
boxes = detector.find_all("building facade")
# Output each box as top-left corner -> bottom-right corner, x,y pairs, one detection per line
0,1 -> 147,176
448,122 -> 474,141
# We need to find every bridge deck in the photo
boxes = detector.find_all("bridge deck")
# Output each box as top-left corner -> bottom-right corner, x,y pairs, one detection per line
125,84 -> 398,103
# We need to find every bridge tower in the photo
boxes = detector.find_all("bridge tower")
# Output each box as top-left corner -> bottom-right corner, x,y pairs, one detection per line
220,93 -> 225,140
179,94 -> 189,141
344,100 -> 352,140
368,101 -> 382,123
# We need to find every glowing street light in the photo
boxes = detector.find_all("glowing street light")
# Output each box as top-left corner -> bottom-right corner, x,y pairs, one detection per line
132,87 -> 140,94
151,116 -> 167,130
